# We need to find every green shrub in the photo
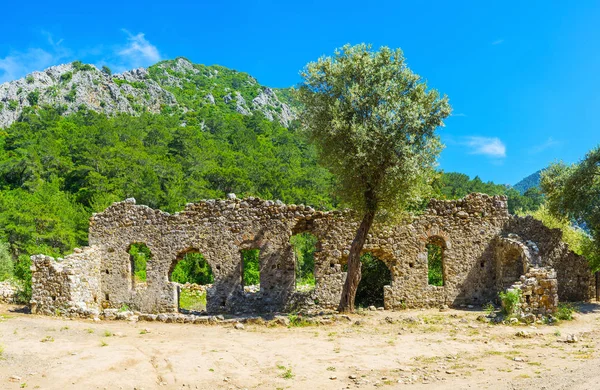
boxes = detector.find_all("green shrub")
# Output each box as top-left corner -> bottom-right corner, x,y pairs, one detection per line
14,255 -> 32,303
27,90 -> 40,106
171,252 -> 213,285
129,243 -> 151,283
0,102 -> 4,111
26,75 -> 34,84
61,72 -> 73,82
556,303 -> 576,321
290,232 -> 316,286
8,100 -> 18,111
288,313 -> 311,327
72,61 -> 94,72
0,241 -> 13,281
499,289 -> 521,316
101,65 -> 112,75
427,243 -> 444,286
242,249 -> 260,286
65,89 -> 76,102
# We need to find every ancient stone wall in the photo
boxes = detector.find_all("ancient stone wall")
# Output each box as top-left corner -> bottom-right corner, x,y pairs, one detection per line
0,280 -> 18,303
29,193 -> 594,316
30,246 -> 102,316
508,268 -> 559,317
504,216 -> 594,301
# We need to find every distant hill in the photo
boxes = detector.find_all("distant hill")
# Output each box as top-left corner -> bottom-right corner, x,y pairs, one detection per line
513,170 -> 542,194
0,57 -> 295,129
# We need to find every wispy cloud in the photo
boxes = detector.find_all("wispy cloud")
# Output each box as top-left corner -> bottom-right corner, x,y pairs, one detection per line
530,137 -> 560,154
117,30 -> 161,68
463,136 -> 506,158
452,113 -> 467,117
0,33 -> 71,83
0,30 -> 163,83
491,39 -> 504,45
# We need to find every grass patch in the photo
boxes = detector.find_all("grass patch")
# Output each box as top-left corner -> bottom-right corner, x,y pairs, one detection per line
556,303 -> 576,321
100,340 -> 108,347
104,330 -> 112,337
288,313 -> 312,327
40,336 -> 54,343
179,288 -> 207,311
277,365 -> 294,379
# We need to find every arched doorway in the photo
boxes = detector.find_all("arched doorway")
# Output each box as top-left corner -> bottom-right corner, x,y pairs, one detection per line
170,249 -> 214,312
344,252 -> 392,309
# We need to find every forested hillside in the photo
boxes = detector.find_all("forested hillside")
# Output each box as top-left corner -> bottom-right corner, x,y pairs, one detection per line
513,170 -> 542,194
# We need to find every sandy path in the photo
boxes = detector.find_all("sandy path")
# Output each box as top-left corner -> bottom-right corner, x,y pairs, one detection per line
1,304 -> 600,389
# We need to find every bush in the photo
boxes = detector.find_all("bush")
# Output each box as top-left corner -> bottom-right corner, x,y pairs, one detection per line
27,90 -> 40,106
13,255 -> 32,303
8,100 -> 18,111
242,249 -> 260,286
171,252 -> 213,285
65,89 -> 77,102
101,66 -> 112,75
26,75 -> 34,84
556,303 -> 576,321
129,243 -> 151,283
72,61 -> 94,72
290,232 -> 317,286
499,289 -> 521,316
61,72 -> 73,82
0,241 -> 13,281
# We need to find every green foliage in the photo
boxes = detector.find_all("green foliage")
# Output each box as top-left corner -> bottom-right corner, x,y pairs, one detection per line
64,89 -> 76,102
101,66 -> 112,75
432,172 -> 543,214
517,205 -> 596,266
0,241 -> 13,281
556,303 -> 576,321
242,249 -> 260,286
499,289 -> 521,316
541,147 -> 600,270
354,253 -> 392,308
299,44 -> 450,214
129,243 -> 151,283
8,100 -> 18,111
0,102 -> 4,111
290,232 -> 317,286
287,313 -> 311,327
426,243 -> 443,286
60,72 -> 73,82
72,61 -> 94,72
170,252 -> 213,285
27,90 -> 40,106
26,75 -> 34,84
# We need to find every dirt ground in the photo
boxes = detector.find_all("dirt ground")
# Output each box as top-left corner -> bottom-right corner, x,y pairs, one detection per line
2,304 -> 600,390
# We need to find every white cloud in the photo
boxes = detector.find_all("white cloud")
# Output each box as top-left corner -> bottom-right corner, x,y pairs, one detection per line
463,136 -> 506,158
117,30 -> 161,67
530,137 -> 560,154
492,39 -> 504,45
0,34 -> 71,83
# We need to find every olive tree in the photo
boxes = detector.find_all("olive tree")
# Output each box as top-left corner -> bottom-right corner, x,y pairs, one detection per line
541,146 -> 600,270
298,44 -> 451,312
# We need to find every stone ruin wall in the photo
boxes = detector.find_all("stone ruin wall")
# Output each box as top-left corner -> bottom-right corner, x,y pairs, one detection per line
0,280 -> 19,304
29,193 -> 594,316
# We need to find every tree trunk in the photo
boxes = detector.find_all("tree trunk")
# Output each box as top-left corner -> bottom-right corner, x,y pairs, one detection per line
338,208 -> 376,313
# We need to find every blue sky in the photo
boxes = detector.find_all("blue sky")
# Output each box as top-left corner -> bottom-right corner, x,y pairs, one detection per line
1,1 -> 599,185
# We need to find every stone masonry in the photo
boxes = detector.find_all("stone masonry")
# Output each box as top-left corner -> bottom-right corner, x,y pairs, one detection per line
30,193 -> 594,316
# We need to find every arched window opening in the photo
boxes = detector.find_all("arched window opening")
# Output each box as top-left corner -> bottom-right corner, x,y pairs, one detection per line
501,248 -> 523,288
241,249 -> 260,292
129,243 -> 152,288
355,253 -> 392,309
290,232 -> 317,291
427,238 -> 444,286
170,251 -> 213,312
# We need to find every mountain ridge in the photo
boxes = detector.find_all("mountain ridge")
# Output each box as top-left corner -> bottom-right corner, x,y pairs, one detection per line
0,57 -> 295,129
